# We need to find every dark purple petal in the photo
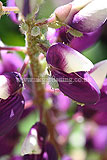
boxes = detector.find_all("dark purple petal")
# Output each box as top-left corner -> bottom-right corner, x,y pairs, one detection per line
0,94 -> 24,136
87,92 -> 107,112
93,112 -> 107,125
0,127 -> 20,156
9,156 -> 22,160
46,43 -> 93,73
79,78 -> 107,112
52,70 -> 100,105
78,106 -> 97,119
0,72 -> 23,99
43,142 -> 58,160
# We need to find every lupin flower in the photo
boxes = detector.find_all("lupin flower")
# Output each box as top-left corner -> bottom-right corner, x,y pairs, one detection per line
9,142 -> 58,160
21,122 -> 58,160
0,72 -> 25,135
0,72 -> 23,99
53,0 -> 107,33
46,43 -> 100,105
21,122 -> 48,155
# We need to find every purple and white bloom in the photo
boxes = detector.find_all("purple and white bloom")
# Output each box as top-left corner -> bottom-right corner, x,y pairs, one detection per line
21,122 -> 48,155
72,0 -> 107,32
9,142 -> 58,160
46,43 -> 100,105
0,72 -> 23,99
0,70 -> 25,135
53,0 -> 107,33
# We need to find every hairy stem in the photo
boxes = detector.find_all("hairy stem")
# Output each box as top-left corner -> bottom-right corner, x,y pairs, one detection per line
26,20 -> 45,122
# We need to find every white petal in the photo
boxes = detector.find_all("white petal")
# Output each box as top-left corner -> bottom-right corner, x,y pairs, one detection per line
90,60 -> 107,89
73,0 -> 107,32
66,0 -> 93,23
62,48 -> 94,73
0,75 -> 9,99
21,128 -> 42,156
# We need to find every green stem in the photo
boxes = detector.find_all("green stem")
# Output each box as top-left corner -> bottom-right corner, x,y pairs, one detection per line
26,20 -> 45,122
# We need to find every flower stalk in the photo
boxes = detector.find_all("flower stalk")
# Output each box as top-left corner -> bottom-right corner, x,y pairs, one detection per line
26,19 -> 45,122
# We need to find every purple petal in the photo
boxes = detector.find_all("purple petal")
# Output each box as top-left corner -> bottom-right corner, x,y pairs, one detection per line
47,26 -> 101,52
87,91 -> 107,112
0,94 -> 24,136
52,70 -> 100,105
62,155 -> 72,160
71,0 -> 107,32
46,43 -> 93,73
0,72 -> 23,99
92,126 -> 107,151
0,127 -> 20,156
93,112 -> 107,125
70,28 -> 101,52
43,142 -> 58,160
56,121 -> 70,137
7,0 -> 19,24
54,92 -> 71,112
79,78 -> 107,112
0,52 -> 23,74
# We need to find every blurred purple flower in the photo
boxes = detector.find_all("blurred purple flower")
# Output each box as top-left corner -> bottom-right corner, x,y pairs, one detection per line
0,52 -> 23,74
7,0 -> 39,23
53,92 -> 71,112
56,121 -> 70,137
62,155 -> 72,160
